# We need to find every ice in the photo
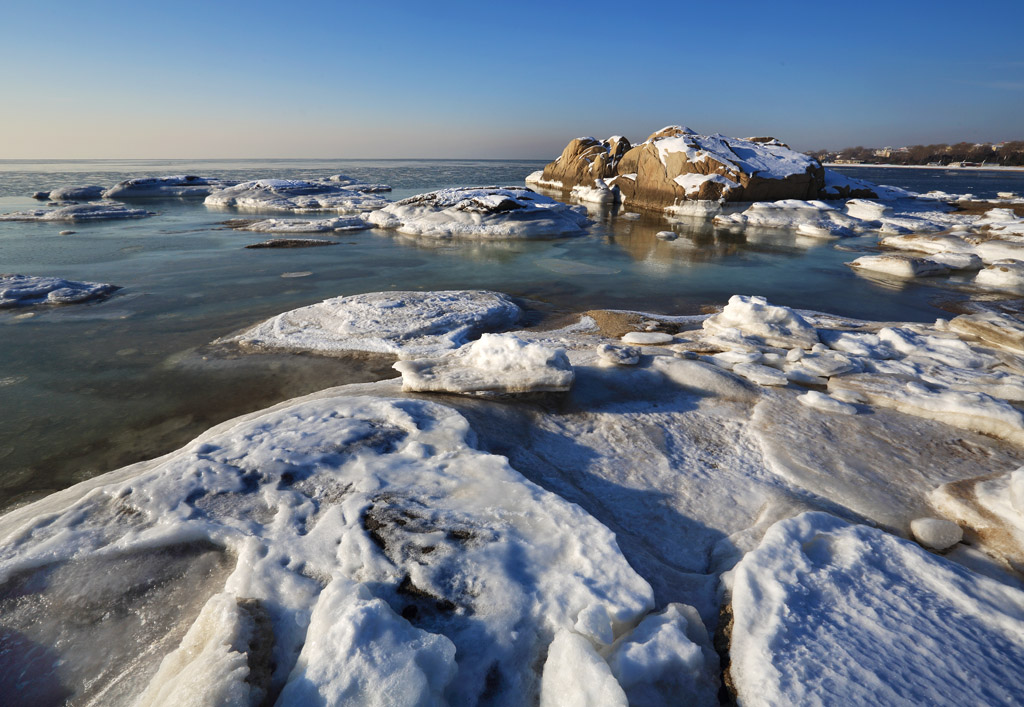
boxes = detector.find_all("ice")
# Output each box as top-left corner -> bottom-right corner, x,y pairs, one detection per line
45,185 -> 106,201
976,260 -> 1024,291
672,172 -> 739,199
727,512 -> 1024,706
227,290 -> 522,357
525,171 -> 564,190
975,240 -> 1024,263
651,130 -> 818,182
880,232 -> 975,255
909,517 -> 962,550
949,309 -> 1024,353
844,198 -> 891,220
205,179 -> 389,214
702,295 -> 820,349
607,603 -> 719,707
326,174 -> 393,192
596,344 -> 640,366
926,251 -> 983,270
0,202 -> 153,221
225,216 -> 369,233
733,362 -> 788,386
876,326 -> 996,369
932,467 -> 1024,566
0,274 -> 120,307
392,334 -> 574,394
570,178 -> 619,204
104,175 -> 229,198
540,630 -> 627,707
366,187 -> 590,239
847,254 -> 951,278
621,331 -> 674,345
820,168 -> 913,199
714,200 -> 863,238
797,390 -> 858,414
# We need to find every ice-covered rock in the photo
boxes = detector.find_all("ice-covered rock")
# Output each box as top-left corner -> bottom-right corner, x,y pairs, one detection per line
819,169 -> 909,200
702,295 -> 820,349
728,512 -> 1024,706
46,185 -> 106,201
103,175 -> 228,198
975,260 -> 1024,291
392,334 -> 574,394
0,202 -> 153,221
225,216 -> 369,233
0,274 -> 120,307
910,517 -> 962,550
228,290 -> 522,357
534,136 -> 631,193
365,187 -> 590,239
205,179 -> 388,214
570,178 -> 619,205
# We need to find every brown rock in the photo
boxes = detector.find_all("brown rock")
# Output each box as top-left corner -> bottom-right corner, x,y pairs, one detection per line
539,135 -> 631,188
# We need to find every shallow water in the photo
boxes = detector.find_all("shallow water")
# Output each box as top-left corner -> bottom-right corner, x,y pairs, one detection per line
1,160 -> 1022,510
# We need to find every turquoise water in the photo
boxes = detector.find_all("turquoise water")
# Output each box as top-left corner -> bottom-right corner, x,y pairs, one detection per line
1,159 -> 1021,508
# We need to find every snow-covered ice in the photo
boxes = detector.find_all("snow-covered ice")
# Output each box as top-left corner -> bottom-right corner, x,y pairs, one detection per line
227,290 -> 522,357
45,185 -> 106,201
976,260 -> 1024,291
0,202 -> 153,222
205,179 -> 389,214
0,274 -> 120,307
366,187 -> 590,239
103,175 -> 230,198
225,216 -> 370,233
909,517 -> 962,550
703,295 -> 820,349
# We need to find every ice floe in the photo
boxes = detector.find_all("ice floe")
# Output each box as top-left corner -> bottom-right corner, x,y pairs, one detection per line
0,202 -> 153,222
103,175 -> 231,198
366,187 -> 590,239
702,295 -> 820,349
0,274 -> 120,307
326,174 -> 392,192
727,512 -> 1024,706
205,179 -> 389,214
227,290 -> 522,357
393,333 -> 574,394
44,185 -> 106,201
224,216 -> 370,233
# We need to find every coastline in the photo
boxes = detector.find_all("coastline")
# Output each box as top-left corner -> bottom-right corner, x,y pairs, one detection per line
826,162 -> 1024,172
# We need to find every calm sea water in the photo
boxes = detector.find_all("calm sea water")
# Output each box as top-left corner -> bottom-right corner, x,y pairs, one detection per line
2,159 -> 1024,509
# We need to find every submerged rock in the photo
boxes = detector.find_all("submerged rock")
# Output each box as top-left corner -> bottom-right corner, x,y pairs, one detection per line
0,274 -> 120,307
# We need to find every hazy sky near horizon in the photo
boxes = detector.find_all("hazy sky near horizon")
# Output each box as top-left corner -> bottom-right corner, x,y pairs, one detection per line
2,0 -> 1022,159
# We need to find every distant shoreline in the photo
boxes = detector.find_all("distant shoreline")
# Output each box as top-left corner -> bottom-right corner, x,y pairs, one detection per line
825,162 -> 1024,173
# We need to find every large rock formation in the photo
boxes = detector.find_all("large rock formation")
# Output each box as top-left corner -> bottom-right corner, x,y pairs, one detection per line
529,126 -> 871,212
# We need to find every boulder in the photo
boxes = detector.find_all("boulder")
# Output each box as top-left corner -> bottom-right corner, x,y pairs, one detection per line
534,135 -> 631,190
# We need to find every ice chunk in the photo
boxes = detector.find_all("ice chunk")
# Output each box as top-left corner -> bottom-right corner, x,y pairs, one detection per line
728,512 -> 1024,706
844,198 -> 891,220
366,186 -> 590,239
797,390 -> 857,415
607,603 -> 719,706
571,178 -> 619,205
225,216 -> 369,233
0,274 -> 120,308
976,260 -> 1024,291
47,185 -> 106,201
0,202 -> 153,221
650,356 -> 759,402
847,254 -> 950,278
910,517 -> 962,550
227,290 -> 521,357
714,200 -> 864,238
621,331 -> 674,345
949,309 -> 1024,353
926,251 -> 983,270
326,174 -> 392,192
976,240 -> 1024,263
596,343 -> 640,366
733,362 -> 788,386
703,295 -> 819,349
540,629 -> 627,707
205,179 -> 388,213
103,175 -> 230,199
393,334 -> 574,394
877,326 -> 996,369
818,330 -> 897,359
879,233 -> 974,255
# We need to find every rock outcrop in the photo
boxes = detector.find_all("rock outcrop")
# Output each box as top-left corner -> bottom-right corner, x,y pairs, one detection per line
530,126 -> 874,213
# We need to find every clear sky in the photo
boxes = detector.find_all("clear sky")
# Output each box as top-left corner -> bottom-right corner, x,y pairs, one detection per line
1,0 -> 1021,158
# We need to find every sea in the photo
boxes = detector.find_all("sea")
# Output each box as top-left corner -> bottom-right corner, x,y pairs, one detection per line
2,159 -> 1024,510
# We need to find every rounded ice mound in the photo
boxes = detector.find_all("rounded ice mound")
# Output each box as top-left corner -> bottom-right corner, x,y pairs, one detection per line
103,175 -> 226,198
224,216 -> 369,233
0,394 -> 655,704
702,295 -> 820,349
365,186 -> 591,239
205,179 -> 389,214
0,202 -> 153,222
729,512 -> 1024,706
46,185 -> 106,201
0,274 -> 120,307
910,517 -> 962,550
229,290 -> 522,357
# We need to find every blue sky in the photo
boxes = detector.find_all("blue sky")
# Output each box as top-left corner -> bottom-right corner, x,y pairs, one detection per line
1,0 -> 1021,158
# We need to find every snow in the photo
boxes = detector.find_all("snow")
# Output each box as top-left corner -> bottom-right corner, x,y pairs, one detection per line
392,334 -> 574,394
326,174 -> 392,192
103,175 -> 228,198
46,185 -> 106,201
728,512 -> 1024,706
702,295 -> 820,349
714,200 -> 862,238
847,254 -> 951,278
649,130 -> 817,182
621,331 -> 674,345
226,216 -> 369,233
205,179 -> 389,214
540,630 -> 627,707
0,202 -> 153,221
672,172 -> 739,198
797,390 -> 858,414
227,290 -> 522,357
819,168 -> 913,200
0,274 -> 120,307
570,178 -> 619,204
596,343 -> 640,366
366,187 -> 590,239
976,260 -> 1024,291
525,171 -> 564,190
909,517 -> 962,550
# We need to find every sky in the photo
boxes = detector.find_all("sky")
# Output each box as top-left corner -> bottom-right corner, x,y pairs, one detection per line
1,0 -> 1022,159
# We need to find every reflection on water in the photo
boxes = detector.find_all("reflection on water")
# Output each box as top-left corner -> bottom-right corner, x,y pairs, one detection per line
1,159 -> 1016,511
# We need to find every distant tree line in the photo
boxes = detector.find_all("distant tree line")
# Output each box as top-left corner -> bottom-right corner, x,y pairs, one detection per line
807,141 -> 1024,167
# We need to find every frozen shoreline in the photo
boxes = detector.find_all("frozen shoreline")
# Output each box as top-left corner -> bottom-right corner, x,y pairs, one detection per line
827,162 -> 1024,172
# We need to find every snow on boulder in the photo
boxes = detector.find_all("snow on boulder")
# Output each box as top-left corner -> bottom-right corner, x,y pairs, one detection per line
393,334 -> 574,394
702,295 -> 820,350
365,186 -> 590,239
205,179 -> 388,214
0,274 -> 120,307
0,394 -> 655,704
46,185 -> 106,201
534,136 -> 632,193
819,169 -> 911,200
0,202 -> 153,222
228,290 -> 522,357
728,512 -> 1024,706
224,216 -> 369,233
103,175 -> 229,198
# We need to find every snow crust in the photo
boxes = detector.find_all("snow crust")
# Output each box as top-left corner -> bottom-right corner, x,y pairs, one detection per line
0,202 -> 153,222
229,290 -> 522,357
0,273 -> 120,307
205,179 -> 389,213
728,512 -> 1024,706
703,295 -> 819,349
651,130 -> 817,181
366,187 -> 590,239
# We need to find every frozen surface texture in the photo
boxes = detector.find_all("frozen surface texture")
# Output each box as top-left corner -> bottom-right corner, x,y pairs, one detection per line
728,512 -> 1024,706
103,175 -> 230,198
229,290 -> 522,357
366,187 -> 591,239
0,274 -> 120,307
205,179 -> 389,213
0,202 -> 153,221
225,216 -> 369,233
